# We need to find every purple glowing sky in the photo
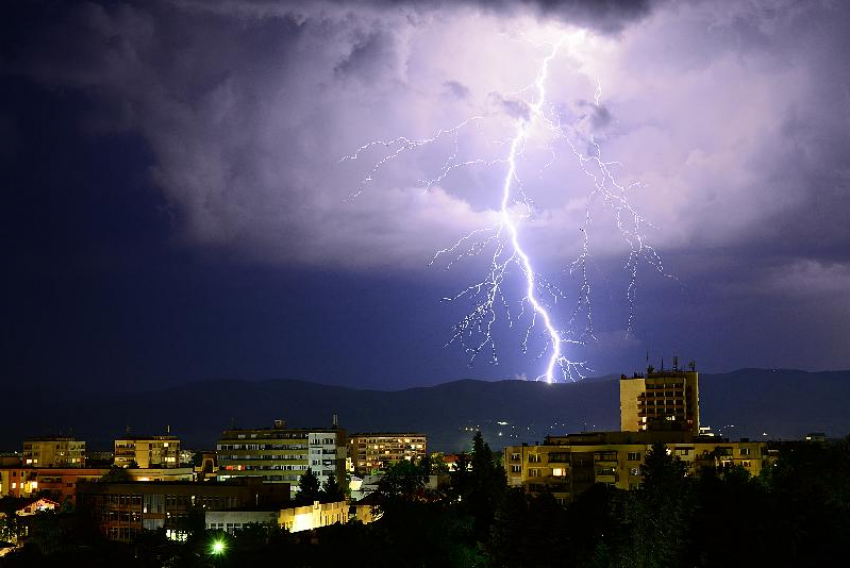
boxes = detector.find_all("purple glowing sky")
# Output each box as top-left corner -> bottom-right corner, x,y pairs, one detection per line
2,0 -> 849,389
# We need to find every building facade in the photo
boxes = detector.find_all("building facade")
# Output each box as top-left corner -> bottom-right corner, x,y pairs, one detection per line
77,478 -> 290,542
22,437 -> 85,468
0,466 -> 193,503
620,368 -> 700,434
503,432 -> 769,505
114,434 -> 180,468
216,421 -> 347,496
348,433 -> 427,473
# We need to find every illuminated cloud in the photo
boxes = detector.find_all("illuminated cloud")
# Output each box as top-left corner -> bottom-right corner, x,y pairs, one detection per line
4,0 -> 850,375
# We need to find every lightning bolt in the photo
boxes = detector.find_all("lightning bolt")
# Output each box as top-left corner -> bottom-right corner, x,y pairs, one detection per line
341,31 -> 671,383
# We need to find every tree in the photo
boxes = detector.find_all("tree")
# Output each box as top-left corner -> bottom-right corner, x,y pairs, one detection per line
452,431 -> 507,539
626,442 -> 691,568
376,460 -> 426,502
297,468 -> 321,505
99,466 -> 132,483
321,473 -> 344,503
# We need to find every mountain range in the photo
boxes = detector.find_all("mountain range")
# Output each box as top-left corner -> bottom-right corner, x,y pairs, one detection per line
4,368 -> 849,453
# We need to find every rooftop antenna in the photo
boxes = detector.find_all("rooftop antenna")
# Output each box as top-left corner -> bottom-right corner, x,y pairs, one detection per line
672,355 -> 679,371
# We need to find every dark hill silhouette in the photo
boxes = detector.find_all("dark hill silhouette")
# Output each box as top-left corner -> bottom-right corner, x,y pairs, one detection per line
3,369 -> 848,452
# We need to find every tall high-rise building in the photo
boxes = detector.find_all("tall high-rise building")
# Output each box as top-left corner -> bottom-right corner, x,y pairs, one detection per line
216,420 -> 346,496
620,366 -> 699,434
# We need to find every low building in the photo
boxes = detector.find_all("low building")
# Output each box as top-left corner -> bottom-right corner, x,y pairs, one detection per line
0,466 -> 193,504
22,437 -> 85,468
77,478 -> 290,542
9,497 -> 59,516
278,500 -> 348,533
205,510 -> 279,534
348,433 -> 427,473
27,468 -> 111,504
205,500 -> 348,535
124,467 -> 194,483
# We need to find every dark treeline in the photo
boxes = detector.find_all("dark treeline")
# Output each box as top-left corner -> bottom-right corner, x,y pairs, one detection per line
2,433 -> 849,567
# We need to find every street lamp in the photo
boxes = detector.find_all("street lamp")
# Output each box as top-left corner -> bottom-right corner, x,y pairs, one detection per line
210,539 -> 226,556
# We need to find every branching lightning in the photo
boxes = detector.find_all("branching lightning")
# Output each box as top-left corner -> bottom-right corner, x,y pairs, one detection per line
341,32 -> 671,383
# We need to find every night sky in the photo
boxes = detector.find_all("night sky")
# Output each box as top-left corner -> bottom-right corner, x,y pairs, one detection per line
2,0 -> 849,392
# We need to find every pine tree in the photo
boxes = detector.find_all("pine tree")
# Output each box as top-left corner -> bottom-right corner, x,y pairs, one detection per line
297,468 -> 321,505
321,473 -> 344,503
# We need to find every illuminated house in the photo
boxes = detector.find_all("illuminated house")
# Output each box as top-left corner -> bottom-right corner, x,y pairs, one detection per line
114,433 -> 180,468
22,437 -> 85,468
216,420 -> 347,496
348,433 -> 427,473
620,365 -> 699,434
77,478 -> 289,542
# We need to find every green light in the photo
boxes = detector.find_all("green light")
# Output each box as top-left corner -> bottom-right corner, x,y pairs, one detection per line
211,540 -> 226,555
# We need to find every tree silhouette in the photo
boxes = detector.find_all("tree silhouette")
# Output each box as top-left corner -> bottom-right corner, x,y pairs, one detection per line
297,468 -> 321,505
321,473 -> 344,503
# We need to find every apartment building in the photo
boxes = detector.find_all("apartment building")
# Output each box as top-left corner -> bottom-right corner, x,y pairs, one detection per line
114,434 -> 180,468
22,437 -> 85,468
505,360 -> 765,504
348,433 -> 427,473
503,431 -> 769,504
216,420 -> 346,496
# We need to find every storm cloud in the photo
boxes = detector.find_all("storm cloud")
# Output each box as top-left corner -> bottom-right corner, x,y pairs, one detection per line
3,0 -> 850,382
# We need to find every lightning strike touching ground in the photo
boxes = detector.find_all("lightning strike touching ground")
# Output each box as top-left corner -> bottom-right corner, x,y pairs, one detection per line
341,31 -> 671,383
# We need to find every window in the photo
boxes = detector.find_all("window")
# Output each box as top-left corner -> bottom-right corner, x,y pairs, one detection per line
510,453 -> 520,462
627,452 -> 641,461
739,448 -> 751,456
528,454 -> 541,463
528,468 -> 540,478
511,465 -> 521,473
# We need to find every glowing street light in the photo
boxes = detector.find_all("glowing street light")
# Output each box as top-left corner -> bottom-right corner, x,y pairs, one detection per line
210,539 -> 226,555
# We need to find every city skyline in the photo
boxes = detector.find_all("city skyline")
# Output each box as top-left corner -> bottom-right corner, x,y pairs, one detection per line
3,0 -> 850,391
